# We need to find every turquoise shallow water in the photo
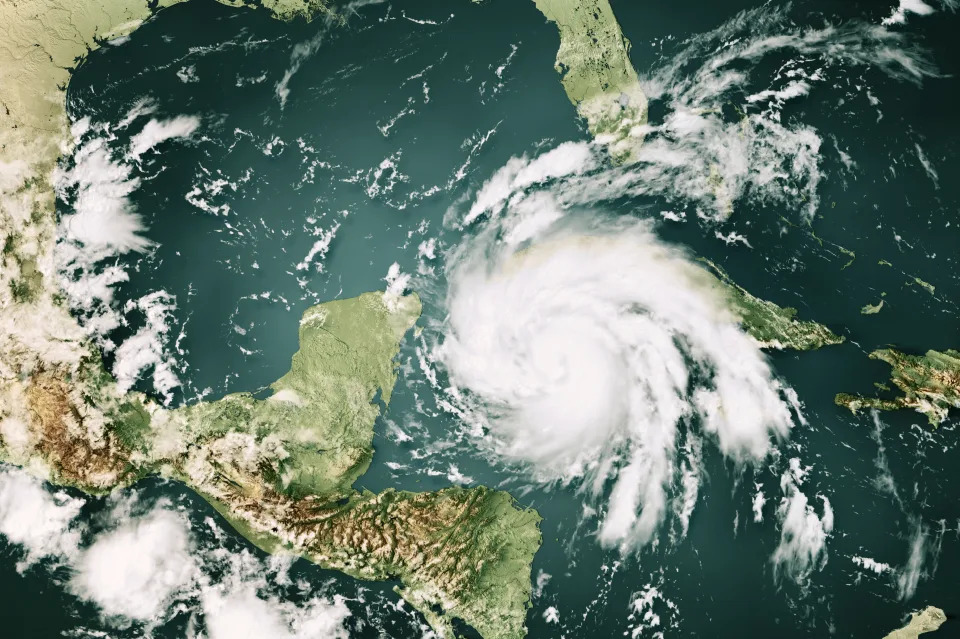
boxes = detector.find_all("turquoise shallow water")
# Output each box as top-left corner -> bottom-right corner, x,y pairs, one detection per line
4,0 -> 960,636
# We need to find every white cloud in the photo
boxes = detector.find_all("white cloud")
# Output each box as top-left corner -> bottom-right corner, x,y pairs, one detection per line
295,223 -> 340,272
454,6 -> 937,227
870,411 -> 901,504
435,212 -> 799,553
498,192 -> 565,247
867,413 -> 936,599
276,33 -> 324,108
70,508 -> 196,620
465,141 -> 597,226
852,555 -> 892,574
177,65 -> 200,84
116,98 -> 157,130
897,518 -> 929,599
57,136 -> 150,255
382,262 -> 411,311
0,471 -> 352,636
752,484 -> 767,523
417,237 -> 438,260
56,111 -> 198,402
340,0 -> 388,18
128,116 -> 201,160
914,143 -> 939,189
771,461 -> 834,585
882,0 -> 936,26
672,436 -> 701,540
189,536 -> 351,639
363,152 -> 409,199
113,290 -> 182,404
0,467 -> 84,571
200,588 -> 351,639
626,583 -> 677,637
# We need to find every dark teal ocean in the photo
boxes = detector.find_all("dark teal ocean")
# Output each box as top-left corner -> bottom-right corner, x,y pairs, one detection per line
4,0 -> 960,637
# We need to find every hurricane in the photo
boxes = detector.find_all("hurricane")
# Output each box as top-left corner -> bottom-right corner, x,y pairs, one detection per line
435,200 -> 803,553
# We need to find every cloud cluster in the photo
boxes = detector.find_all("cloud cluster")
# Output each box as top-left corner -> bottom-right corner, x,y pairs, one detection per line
771,458 -> 834,585
0,467 -> 84,572
200,585 -> 350,639
0,466 -> 352,637
463,142 -> 598,227
861,412 -> 943,600
882,0 -> 936,26
129,116 -> 201,160
896,518 -> 932,600
462,5 -> 938,229
382,262 -> 412,311
56,106 -> 201,403
70,508 -> 195,620
435,203 -> 801,553
276,33 -> 324,108
112,291 -> 182,398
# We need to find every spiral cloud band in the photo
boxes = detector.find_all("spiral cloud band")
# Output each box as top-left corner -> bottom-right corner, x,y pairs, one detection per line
437,212 -> 801,552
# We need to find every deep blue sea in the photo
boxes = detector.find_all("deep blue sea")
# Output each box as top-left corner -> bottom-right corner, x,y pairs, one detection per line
4,0 -> 960,637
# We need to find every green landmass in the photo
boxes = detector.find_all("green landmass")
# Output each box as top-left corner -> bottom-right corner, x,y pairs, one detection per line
700,260 -> 845,351
871,259 -> 936,296
166,293 -> 423,499
0,3 -> 541,637
838,246 -> 857,269
913,277 -> 936,295
165,296 -> 541,639
861,300 -> 884,315
13,291 -> 543,639
531,0 -> 648,162
836,349 -> 960,425
882,606 -> 946,639
217,0 -> 336,22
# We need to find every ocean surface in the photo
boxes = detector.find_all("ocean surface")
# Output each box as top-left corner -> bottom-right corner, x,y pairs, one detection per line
4,0 -> 960,636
